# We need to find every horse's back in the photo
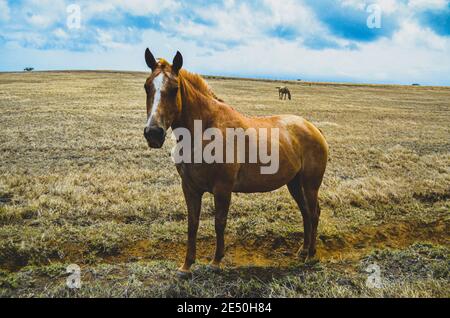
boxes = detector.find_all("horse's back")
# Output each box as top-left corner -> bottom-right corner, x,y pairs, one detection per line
275,114 -> 328,162
250,114 -> 324,142
245,114 -> 326,149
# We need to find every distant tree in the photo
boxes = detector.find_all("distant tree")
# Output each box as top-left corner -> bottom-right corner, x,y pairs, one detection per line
24,67 -> 34,72
412,83 -> 420,86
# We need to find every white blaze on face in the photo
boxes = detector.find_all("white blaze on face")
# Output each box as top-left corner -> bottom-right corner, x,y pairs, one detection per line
146,73 -> 165,128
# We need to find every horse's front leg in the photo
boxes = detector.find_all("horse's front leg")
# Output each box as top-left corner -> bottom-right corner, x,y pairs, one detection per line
178,182 -> 203,278
210,186 -> 232,270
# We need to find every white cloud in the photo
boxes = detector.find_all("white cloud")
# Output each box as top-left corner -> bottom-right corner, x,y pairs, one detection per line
114,0 -> 180,15
339,0 -> 406,14
175,2 -> 263,43
19,0 -> 66,29
164,0 -> 330,50
340,0 -> 366,10
26,14 -> 55,28
264,0 -> 317,26
53,28 -> 69,40
392,20 -> 449,51
81,0 -> 181,23
0,0 -> 10,22
408,0 -> 448,10
376,0 -> 405,14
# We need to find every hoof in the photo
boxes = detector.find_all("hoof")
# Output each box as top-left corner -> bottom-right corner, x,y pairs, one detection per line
207,262 -> 222,273
297,250 -> 309,262
305,255 -> 319,265
177,268 -> 193,280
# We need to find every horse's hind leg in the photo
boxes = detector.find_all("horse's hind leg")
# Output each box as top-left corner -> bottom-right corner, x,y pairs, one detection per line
287,174 -> 311,260
302,184 -> 320,258
310,202 -> 321,257
210,185 -> 232,269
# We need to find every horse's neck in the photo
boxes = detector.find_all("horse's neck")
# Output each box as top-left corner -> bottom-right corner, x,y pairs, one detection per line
172,77 -> 214,132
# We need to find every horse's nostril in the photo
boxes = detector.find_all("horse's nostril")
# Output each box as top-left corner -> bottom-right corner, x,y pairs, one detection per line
144,126 -> 166,145
154,127 -> 165,139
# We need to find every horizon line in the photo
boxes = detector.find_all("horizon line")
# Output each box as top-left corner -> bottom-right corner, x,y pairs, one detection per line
1,68 -> 448,88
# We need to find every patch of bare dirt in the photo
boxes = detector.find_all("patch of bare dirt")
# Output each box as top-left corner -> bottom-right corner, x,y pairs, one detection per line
114,219 -> 449,267
2,219 -> 447,272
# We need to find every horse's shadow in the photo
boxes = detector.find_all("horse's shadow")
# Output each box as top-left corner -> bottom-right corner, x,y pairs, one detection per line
189,261 -> 320,283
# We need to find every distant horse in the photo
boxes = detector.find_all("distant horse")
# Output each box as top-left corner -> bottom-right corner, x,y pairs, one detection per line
143,48 -> 328,278
276,86 -> 291,100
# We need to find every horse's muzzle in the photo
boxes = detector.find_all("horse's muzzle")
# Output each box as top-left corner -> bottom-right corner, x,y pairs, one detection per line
144,126 -> 166,149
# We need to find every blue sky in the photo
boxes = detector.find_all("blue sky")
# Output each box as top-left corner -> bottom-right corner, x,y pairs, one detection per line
0,0 -> 449,85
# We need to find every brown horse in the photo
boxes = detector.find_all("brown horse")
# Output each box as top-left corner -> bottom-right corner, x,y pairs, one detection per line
276,86 -> 291,100
143,49 -> 328,278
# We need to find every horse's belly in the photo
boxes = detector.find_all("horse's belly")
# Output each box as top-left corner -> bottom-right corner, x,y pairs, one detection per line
233,163 -> 300,193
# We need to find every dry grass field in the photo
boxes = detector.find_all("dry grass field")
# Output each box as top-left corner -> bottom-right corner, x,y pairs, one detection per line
0,71 -> 449,297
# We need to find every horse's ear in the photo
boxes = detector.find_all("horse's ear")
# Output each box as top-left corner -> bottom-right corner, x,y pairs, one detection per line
145,48 -> 157,71
172,51 -> 183,75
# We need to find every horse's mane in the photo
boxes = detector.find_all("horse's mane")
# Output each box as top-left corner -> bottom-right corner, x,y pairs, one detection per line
180,70 -> 223,102
158,58 -> 223,102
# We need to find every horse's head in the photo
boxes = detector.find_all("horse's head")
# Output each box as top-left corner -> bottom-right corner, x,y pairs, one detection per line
143,48 -> 183,149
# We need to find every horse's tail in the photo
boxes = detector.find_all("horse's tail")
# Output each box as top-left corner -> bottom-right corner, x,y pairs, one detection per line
316,127 -> 331,161
287,90 -> 291,100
